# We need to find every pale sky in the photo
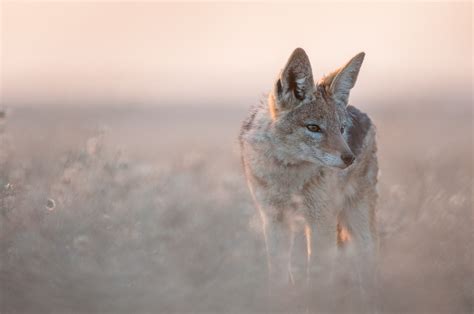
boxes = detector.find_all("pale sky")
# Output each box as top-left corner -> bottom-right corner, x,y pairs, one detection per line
1,2 -> 472,107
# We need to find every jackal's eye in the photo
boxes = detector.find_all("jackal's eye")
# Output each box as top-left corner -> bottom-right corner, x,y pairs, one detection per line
340,126 -> 345,134
306,124 -> 322,133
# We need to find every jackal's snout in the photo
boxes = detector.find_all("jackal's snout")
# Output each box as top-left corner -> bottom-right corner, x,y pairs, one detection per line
341,152 -> 355,166
329,133 -> 355,169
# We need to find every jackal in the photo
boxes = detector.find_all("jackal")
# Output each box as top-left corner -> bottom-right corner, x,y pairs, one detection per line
239,48 -> 378,285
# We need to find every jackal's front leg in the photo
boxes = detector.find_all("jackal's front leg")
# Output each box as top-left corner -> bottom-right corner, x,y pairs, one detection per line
339,199 -> 379,313
247,185 -> 295,287
304,214 -> 339,301
308,215 -> 339,271
263,219 -> 295,286
340,198 -> 377,283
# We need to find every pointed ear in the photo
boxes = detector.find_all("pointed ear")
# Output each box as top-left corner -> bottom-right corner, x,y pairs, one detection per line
271,48 -> 315,113
320,52 -> 365,106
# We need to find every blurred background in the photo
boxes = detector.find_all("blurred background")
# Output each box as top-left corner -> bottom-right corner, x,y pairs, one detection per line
2,2 -> 472,109
0,2 -> 472,313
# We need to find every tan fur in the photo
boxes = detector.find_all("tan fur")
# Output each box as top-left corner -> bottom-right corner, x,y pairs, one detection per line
239,48 -> 378,286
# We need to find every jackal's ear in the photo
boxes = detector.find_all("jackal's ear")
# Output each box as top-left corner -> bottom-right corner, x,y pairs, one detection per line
320,52 -> 365,106
272,48 -> 315,112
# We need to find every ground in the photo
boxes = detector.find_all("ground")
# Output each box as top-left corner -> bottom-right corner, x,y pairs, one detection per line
0,104 -> 472,313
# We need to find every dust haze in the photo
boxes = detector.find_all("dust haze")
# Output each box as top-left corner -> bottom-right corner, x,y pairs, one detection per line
0,101 -> 472,313
1,2 -> 472,312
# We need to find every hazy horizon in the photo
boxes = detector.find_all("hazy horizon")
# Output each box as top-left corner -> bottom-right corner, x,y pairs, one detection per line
1,2 -> 472,108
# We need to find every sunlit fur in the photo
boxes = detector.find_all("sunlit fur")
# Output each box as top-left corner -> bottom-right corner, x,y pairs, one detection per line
240,48 -> 378,288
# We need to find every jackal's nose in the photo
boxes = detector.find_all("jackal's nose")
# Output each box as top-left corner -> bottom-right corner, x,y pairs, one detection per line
341,153 -> 355,166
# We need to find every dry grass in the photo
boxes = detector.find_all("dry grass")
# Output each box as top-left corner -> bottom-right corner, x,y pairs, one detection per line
0,105 -> 472,313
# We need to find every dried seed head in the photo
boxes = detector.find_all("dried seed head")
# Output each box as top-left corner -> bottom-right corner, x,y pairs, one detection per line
46,198 -> 56,211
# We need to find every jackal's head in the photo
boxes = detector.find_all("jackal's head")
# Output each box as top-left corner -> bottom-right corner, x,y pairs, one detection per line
268,48 -> 365,169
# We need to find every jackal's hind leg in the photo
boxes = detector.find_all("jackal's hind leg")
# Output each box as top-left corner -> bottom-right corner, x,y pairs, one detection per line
304,223 -> 312,286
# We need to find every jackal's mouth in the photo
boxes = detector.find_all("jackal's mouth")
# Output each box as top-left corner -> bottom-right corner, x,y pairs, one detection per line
314,153 -> 350,170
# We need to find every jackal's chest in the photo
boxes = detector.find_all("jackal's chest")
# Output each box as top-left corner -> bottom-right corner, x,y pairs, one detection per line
251,163 -> 344,218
